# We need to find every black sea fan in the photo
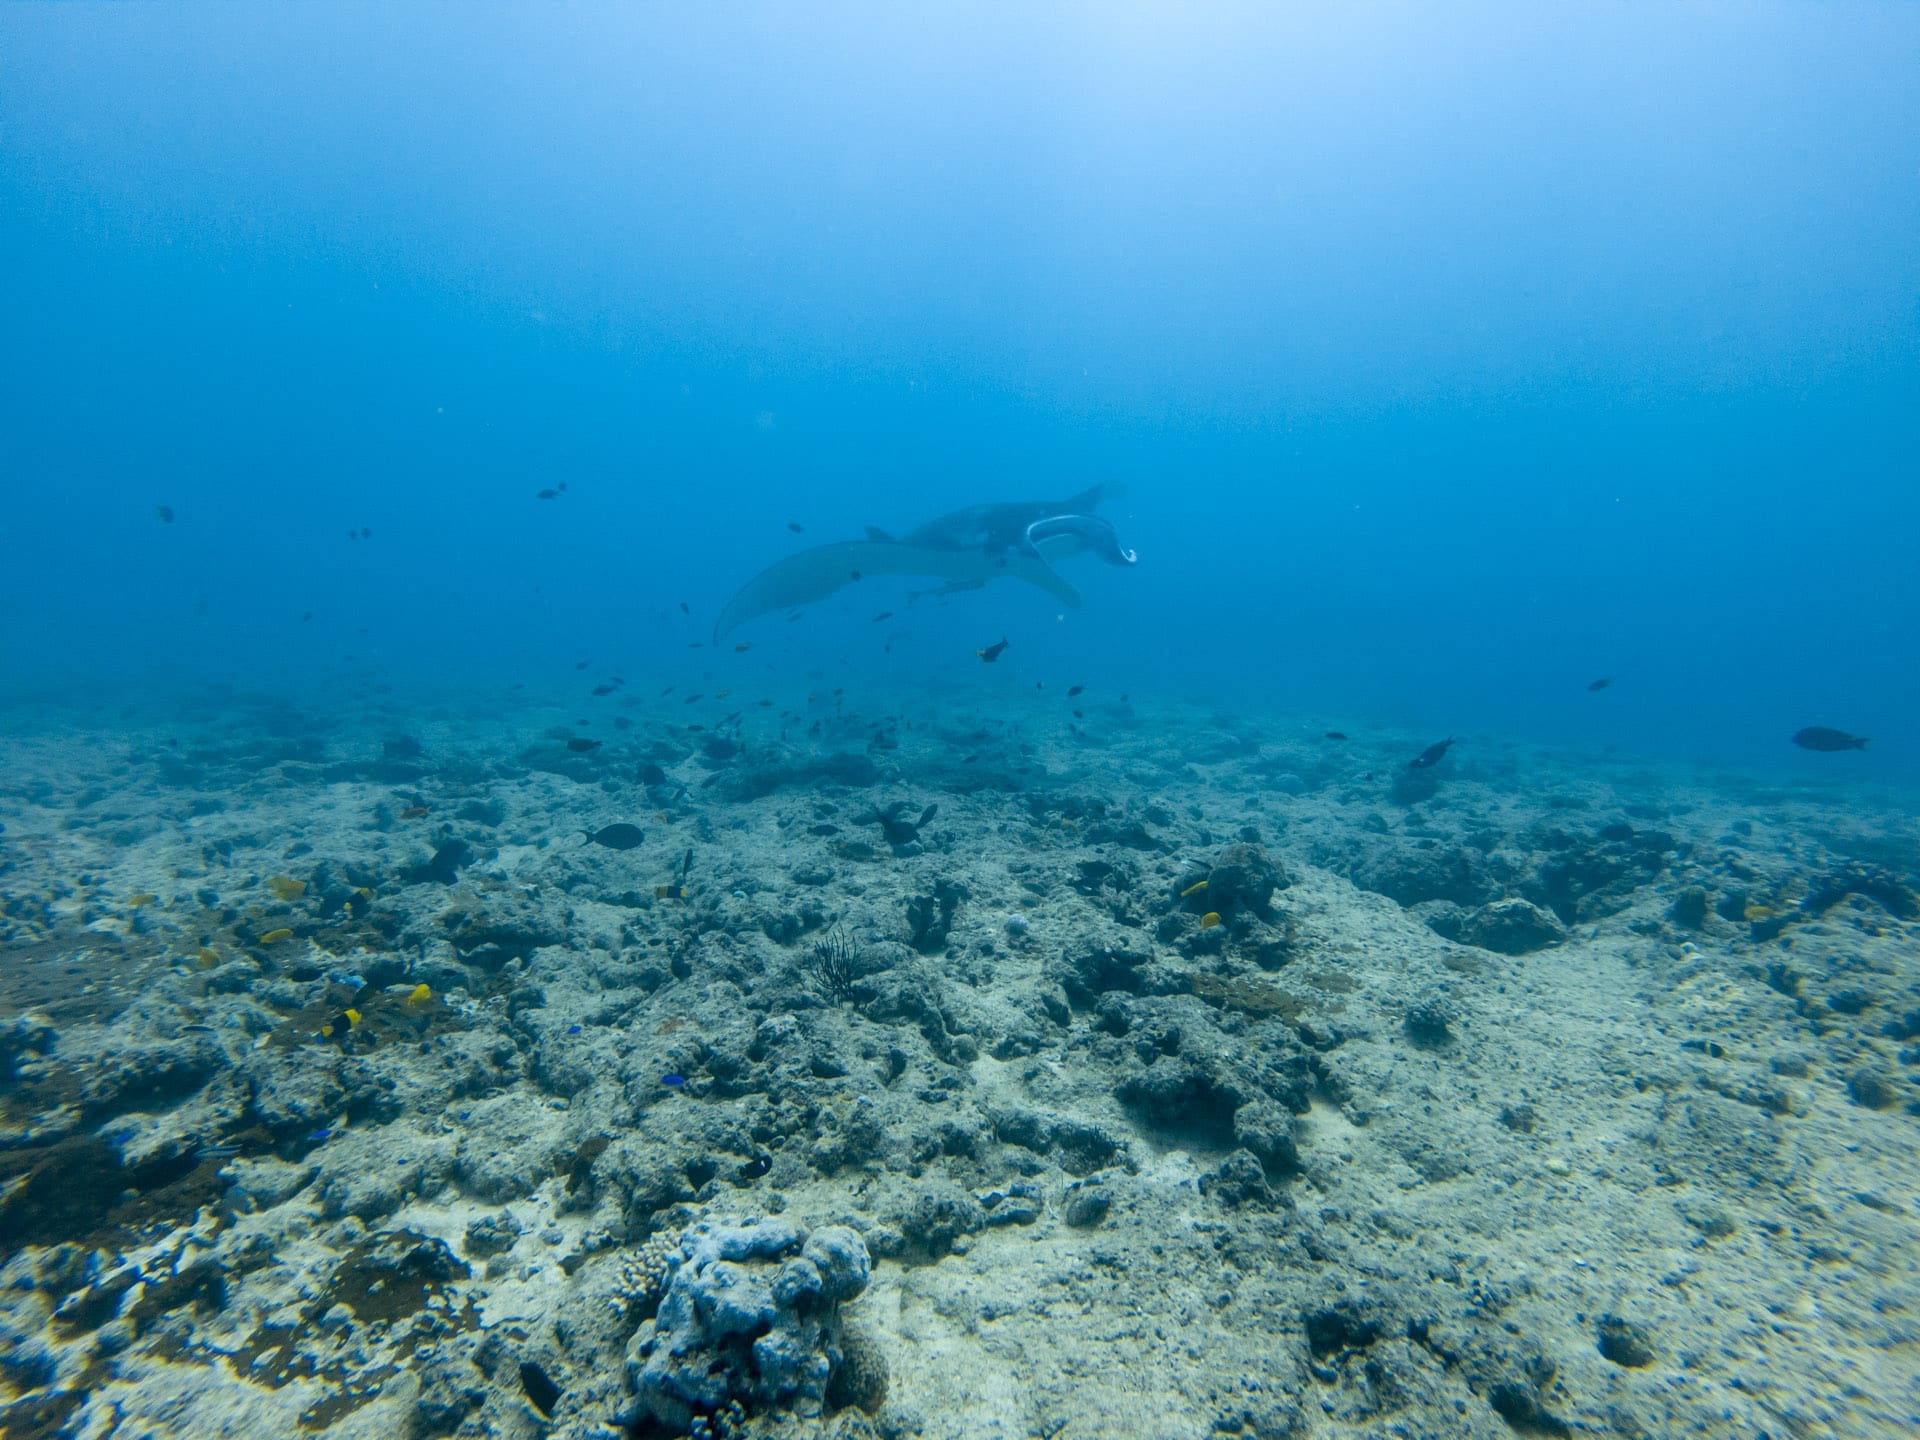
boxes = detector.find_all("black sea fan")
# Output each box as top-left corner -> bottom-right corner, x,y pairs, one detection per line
803,926 -> 859,1004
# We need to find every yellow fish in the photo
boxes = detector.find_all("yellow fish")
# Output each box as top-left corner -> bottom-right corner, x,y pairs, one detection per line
1743,902 -> 1774,923
259,928 -> 294,945
266,876 -> 306,901
127,893 -> 157,907
196,947 -> 219,969
1180,879 -> 1209,899
405,983 -> 433,1011
1199,912 -> 1222,930
655,884 -> 688,901
344,1008 -> 362,1028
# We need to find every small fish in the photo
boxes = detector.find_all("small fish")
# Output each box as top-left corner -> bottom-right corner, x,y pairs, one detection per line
308,1128 -> 334,1143
850,570 -> 862,581
592,683 -> 615,696
1408,738 -> 1454,770
1323,731 -> 1348,741
537,484 -> 568,499
1587,677 -> 1612,692
787,521 -> 804,532
1067,685 -> 1085,697
266,875 -> 306,901
360,527 -> 372,540
575,660 -> 590,670
873,611 -> 893,622
584,822 -> 645,850
405,983 -> 434,1011
155,504 -> 174,523
655,884 -> 688,900
566,1023 -> 583,1035
661,1074 -> 686,1088
679,601 -> 690,614
181,1023 -> 217,1034
976,637 -> 1009,663
127,892 -> 156,907
1791,726 -> 1868,752
734,642 -> 751,653
194,1143 -> 239,1160
398,804 -> 429,820
1179,879 -> 1209,899
639,762 -> 668,785
299,611 -> 313,623
566,738 -> 602,753
1199,912 -> 1222,930
259,927 -> 294,945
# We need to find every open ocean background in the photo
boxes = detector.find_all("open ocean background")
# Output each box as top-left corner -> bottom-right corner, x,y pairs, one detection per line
4,3 -> 1916,783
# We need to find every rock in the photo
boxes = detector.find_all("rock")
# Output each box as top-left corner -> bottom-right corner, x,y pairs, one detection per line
1455,898 -> 1565,955
1062,1184 -> 1111,1228
1403,998 -> 1455,1049
1201,843 -> 1290,917
1200,1149 -> 1273,1208
1596,1315 -> 1656,1367
1846,1068 -> 1899,1110
898,1185 -> 984,1259
1232,1101 -> 1301,1177
224,1158 -> 316,1213
623,1218 -> 871,1428
1303,1288 -> 1398,1357
463,1211 -> 523,1258
978,1183 -> 1043,1227
1668,886 -> 1710,929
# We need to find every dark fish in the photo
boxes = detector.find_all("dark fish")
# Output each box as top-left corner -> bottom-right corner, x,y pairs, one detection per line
1323,731 -> 1347,741
193,1142 -> 239,1160
360,527 -> 372,539
584,823 -> 645,850
681,847 -> 694,877
155,504 -> 174,523
1587,677 -> 1612,692
661,1074 -> 686,1088
872,611 -> 893,622
679,601 -> 690,614
537,487 -> 562,500
1408,738 -> 1454,769
575,660 -> 589,669
592,683 -> 615,696
566,738 -> 602,753
1067,685 -> 1085,697
787,521 -> 804,532
1791,726 -> 1868,752
976,637 -> 1009,663
565,1023 -> 583,1035
300,611 -> 313,622
639,762 -> 668,784
850,569 -> 862,581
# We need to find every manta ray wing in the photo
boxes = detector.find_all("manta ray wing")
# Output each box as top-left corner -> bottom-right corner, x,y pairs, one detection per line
712,539 -> 1082,642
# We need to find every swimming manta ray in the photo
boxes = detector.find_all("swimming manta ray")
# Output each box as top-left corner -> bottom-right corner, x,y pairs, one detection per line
713,484 -> 1139,641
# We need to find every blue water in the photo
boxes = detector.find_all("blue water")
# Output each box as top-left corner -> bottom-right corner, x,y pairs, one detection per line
4,4 -> 1916,781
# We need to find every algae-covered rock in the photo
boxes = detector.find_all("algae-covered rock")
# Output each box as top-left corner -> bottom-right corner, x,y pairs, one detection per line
623,1218 -> 874,1428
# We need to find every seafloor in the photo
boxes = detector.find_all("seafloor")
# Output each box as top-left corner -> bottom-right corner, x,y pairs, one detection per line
1,681 -> 1916,1440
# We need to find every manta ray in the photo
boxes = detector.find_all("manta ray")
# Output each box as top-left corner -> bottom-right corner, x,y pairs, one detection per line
713,484 -> 1139,641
